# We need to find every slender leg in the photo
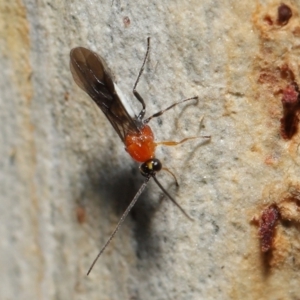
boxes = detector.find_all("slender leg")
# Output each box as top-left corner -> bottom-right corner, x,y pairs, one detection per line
133,37 -> 151,120
156,135 -> 211,147
162,167 -> 179,187
143,96 -> 198,124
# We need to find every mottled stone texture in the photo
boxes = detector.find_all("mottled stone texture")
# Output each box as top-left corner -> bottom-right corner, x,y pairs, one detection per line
1,0 -> 300,299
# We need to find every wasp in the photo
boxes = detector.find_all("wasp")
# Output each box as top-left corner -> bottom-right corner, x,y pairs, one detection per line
70,38 -> 209,275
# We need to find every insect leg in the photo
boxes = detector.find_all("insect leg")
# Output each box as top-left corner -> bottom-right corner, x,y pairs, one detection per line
144,96 -> 198,123
156,135 -> 211,147
162,167 -> 179,187
133,37 -> 151,120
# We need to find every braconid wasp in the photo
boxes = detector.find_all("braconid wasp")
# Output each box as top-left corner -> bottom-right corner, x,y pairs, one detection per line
70,38 -> 210,275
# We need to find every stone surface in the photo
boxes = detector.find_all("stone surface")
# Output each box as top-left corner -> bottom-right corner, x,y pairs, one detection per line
1,0 -> 300,299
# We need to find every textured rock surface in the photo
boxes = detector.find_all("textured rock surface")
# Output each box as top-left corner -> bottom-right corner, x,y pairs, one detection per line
1,0 -> 300,299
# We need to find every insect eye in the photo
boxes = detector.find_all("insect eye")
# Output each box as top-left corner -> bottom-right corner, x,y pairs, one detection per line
152,158 -> 162,172
140,158 -> 162,177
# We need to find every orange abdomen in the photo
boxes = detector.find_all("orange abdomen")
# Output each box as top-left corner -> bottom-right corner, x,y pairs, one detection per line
125,125 -> 156,162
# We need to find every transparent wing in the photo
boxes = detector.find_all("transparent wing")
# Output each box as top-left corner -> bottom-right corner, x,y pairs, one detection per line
70,47 -> 140,142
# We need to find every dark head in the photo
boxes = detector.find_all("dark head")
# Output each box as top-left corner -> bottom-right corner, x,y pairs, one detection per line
140,158 -> 162,177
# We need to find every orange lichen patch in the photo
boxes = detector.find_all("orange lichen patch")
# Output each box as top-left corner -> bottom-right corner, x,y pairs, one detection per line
0,2 -> 32,100
263,14 -> 273,26
280,64 -> 296,82
292,25 -> 300,36
258,205 -> 280,252
267,232 -> 290,268
264,154 -> 278,166
278,197 -> 300,222
257,65 -> 295,92
253,2 -> 297,32
252,2 -> 300,141
125,125 -> 156,162
258,70 -> 280,86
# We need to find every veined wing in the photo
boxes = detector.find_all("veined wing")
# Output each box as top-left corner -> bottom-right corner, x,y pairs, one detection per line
70,47 -> 140,142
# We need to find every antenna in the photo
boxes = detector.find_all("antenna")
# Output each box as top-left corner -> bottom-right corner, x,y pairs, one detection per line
87,176 -> 151,275
152,176 -> 193,221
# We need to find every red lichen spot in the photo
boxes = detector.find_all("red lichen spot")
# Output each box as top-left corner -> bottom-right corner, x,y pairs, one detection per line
264,154 -> 277,166
263,15 -> 273,26
282,83 -> 299,103
258,205 -> 280,252
76,206 -> 86,224
258,71 -> 278,85
277,4 -> 292,26
64,91 -> 69,101
293,26 -> 300,37
123,16 -> 130,28
125,125 -> 156,162
280,64 -> 295,81
280,82 -> 300,139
